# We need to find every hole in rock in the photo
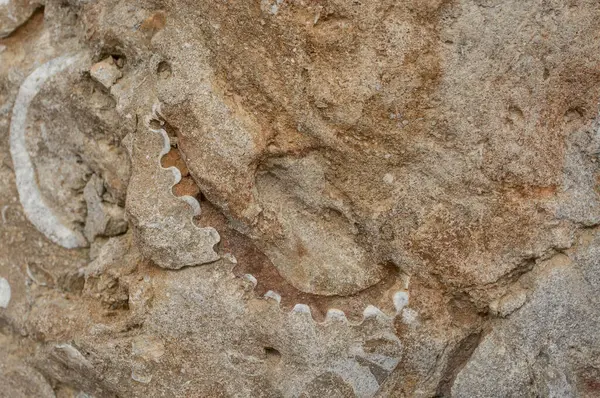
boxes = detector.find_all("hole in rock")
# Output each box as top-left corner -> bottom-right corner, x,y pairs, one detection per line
96,45 -> 127,67
543,67 -> 550,80
157,61 -> 172,79
564,106 -> 585,124
112,55 -> 126,68
148,119 -> 162,130
264,347 -> 281,364
508,104 -> 524,119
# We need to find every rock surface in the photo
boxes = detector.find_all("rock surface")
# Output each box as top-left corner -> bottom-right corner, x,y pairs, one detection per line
0,0 -> 599,397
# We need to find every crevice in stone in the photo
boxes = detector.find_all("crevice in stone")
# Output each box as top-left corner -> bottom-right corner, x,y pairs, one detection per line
434,330 -> 484,397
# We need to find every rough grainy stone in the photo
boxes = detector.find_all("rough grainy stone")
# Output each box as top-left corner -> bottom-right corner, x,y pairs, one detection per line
83,174 -> 128,242
0,337 -> 56,398
126,107 -> 221,269
1,0 -> 600,397
89,56 -> 122,90
452,251 -> 600,397
0,0 -> 43,39
90,57 -> 123,89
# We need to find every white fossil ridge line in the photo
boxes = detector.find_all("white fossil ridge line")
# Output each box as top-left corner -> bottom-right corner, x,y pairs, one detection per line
126,102 -> 220,268
146,102 -> 408,324
0,277 -> 11,309
146,103 -> 202,217
249,273 -> 407,326
9,54 -> 88,249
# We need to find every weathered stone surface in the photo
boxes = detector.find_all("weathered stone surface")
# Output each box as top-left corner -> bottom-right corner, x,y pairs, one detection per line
0,0 -> 42,39
89,56 -> 122,90
0,0 -> 600,397
0,354 -> 55,397
453,248 -> 600,397
83,174 -> 128,242
125,106 -> 220,269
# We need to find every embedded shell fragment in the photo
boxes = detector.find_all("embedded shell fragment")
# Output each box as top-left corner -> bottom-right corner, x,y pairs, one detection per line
125,105 -> 220,269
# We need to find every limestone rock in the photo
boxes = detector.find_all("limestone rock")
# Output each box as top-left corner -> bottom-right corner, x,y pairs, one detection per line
125,106 -> 220,269
452,251 -> 600,397
0,0 -> 43,39
84,174 -> 128,242
89,56 -> 122,90
1,0 -> 600,397
0,356 -> 55,397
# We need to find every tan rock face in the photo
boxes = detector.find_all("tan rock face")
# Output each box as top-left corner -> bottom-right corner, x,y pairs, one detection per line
152,0 -> 600,297
0,0 -> 42,38
1,0 -> 600,397
90,56 -> 123,89
125,106 -> 220,269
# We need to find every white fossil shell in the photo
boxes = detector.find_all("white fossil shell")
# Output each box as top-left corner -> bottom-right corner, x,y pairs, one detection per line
0,277 -> 10,308
9,54 -> 87,248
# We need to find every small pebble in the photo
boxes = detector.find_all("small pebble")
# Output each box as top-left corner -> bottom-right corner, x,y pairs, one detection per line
90,56 -> 122,89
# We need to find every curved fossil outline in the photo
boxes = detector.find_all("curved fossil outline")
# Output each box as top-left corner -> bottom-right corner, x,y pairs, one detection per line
240,272 -> 411,326
145,103 -> 202,217
9,54 -> 88,248
127,103 -> 219,269
133,103 -> 411,395
145,102 -> 412,323
218,269 -> 406,397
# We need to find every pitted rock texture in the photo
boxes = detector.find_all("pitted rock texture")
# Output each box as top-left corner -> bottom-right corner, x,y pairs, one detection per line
1,0 -> 600,397
125,106 -> 220,269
